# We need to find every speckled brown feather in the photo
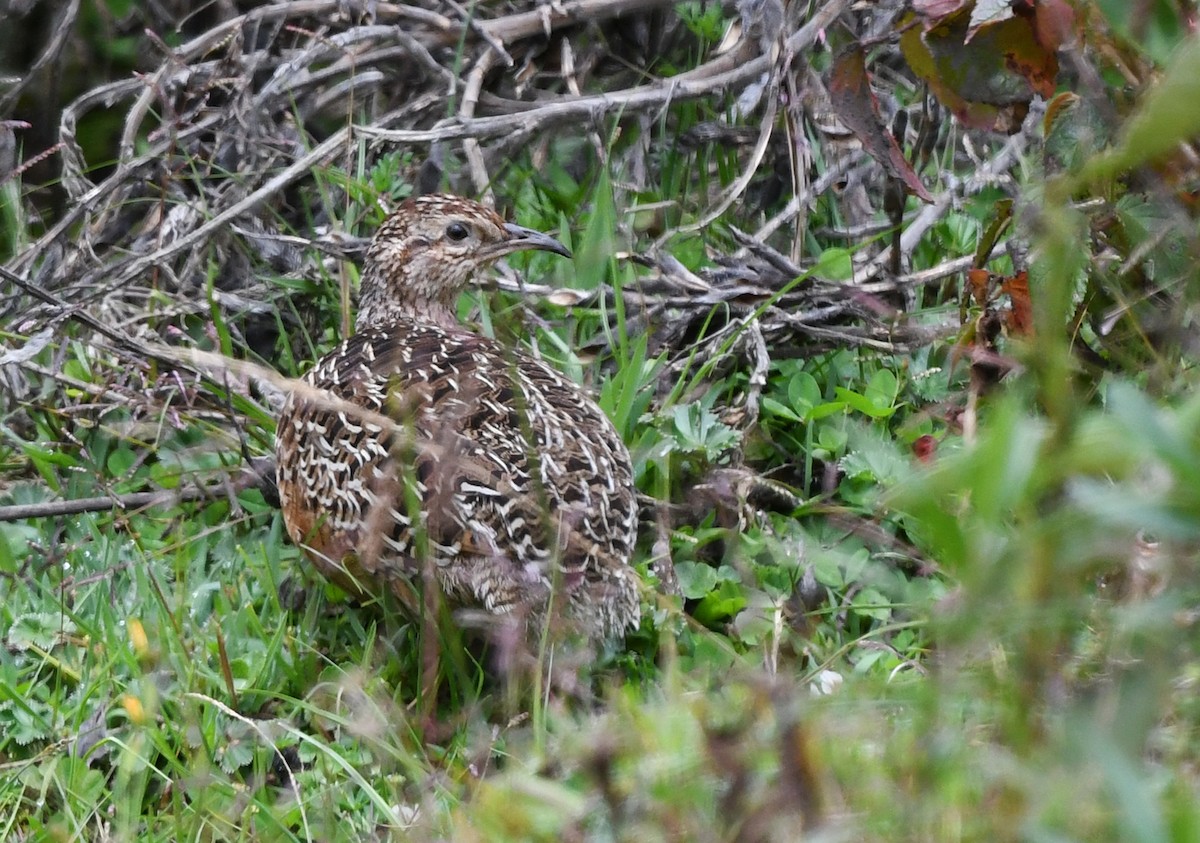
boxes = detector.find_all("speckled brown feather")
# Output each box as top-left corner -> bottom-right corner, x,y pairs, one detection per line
275,195 -> 640,639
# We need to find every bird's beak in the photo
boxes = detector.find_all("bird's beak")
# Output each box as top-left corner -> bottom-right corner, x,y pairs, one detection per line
487,222 -> 573,260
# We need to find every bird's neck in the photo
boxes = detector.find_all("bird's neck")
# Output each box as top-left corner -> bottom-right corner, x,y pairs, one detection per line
355,297 -> 459,332
355,264 -> 462,331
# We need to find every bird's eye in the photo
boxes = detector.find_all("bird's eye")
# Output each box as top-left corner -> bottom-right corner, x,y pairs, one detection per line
445,222 -> 470,241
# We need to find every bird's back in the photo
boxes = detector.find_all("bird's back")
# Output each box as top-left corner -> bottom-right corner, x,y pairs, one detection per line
275,318 -> 641,638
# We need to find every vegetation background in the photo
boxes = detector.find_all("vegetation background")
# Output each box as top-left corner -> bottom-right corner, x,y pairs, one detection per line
2,0 -> 1200,839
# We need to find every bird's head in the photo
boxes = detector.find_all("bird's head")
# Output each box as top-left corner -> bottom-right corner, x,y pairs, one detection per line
356,194 -> 572,330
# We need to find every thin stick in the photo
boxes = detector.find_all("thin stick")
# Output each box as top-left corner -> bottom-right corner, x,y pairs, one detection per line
0,487 -> 218,522
462,48 -> 497,202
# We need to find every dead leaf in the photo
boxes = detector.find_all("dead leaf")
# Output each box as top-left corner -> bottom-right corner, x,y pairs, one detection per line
545,288 -> 593,307
900,1 -> 1071,133
967,268 -> 992,308
1001,270 -> 1033,336
828,45 -> 933,203
1043,90 -> 1080,137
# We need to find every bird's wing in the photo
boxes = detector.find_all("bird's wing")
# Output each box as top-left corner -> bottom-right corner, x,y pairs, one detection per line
369,322 -> 636,572
277,320 -> 637,615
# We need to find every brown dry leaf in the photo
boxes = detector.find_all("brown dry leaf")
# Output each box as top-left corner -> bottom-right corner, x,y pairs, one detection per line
1043,90 -> 1080,136
545,288 -> 593,307
828,45 -> 933,203
967,267 -> 992,308
1001,270 -> 1033,336
1032,0 -> 1078,55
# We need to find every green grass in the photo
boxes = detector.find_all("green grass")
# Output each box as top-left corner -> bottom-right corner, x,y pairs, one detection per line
5,5 -> 1200,840
6,232 -> 1200,839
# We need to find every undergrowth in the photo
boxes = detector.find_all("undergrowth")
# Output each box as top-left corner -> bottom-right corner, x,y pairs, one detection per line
3,2 -> 1200,841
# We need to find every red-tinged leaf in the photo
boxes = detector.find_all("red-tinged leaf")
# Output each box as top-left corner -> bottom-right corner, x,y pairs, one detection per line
1001,270 -> 1033,336
1043,90 -> 1080,136
828,45 -> 933,203
967,268 -> 992,307
1032,0 -> 1076,52
899,5 -> 1062,133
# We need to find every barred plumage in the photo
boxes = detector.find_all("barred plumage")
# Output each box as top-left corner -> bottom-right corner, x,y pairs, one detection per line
275,195 -> 640,639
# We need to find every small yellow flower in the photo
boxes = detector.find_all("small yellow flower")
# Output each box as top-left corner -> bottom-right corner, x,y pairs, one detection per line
128,618 -> 149,659
122,694 -> 146,725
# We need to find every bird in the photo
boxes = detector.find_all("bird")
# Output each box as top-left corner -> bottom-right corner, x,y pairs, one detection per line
275,194 -> 641,640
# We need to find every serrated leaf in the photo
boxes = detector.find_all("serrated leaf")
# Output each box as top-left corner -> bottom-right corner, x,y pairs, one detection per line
8,713 -> 52,746
1,696 -> 53,746
841,436 -> 909,486
218,737 -> 256,773
8,612 -> 74,651
839,451 -> 880,483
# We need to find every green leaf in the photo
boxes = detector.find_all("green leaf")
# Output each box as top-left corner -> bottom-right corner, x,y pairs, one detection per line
761,396 -> 803,423
675,561 -> 719,600
106,447 -> 137,478
218,736 -> 257,773
693,579 -> 747,625
22,442 -> 78,469
811,550 -> 844,589
787,371 -> 822,418
835,386 -> 896,419
1075,36 -> 1200,187
864,369 -> 899,412
1,697 -> 53,745
852,648 -> 887,674
809,400 -> 847,421
852,587 -> 892,621
841,433 -> 909,486
817,424 -> 848,454
815,247 -> 853,280
7,613 -> 73,651
574,177 -> 616,291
